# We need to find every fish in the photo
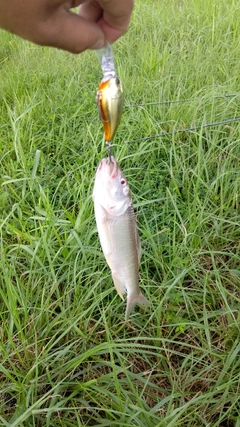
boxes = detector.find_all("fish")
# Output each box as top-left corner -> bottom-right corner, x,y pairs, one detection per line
96,76 -> 124,143
92,156 -> 151,320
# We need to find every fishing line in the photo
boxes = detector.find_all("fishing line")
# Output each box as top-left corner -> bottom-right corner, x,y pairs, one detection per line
125,117 -> 240,144
125,93 -> 240,108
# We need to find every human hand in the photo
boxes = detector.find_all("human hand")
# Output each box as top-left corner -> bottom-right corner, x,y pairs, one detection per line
0,0 -> 134,53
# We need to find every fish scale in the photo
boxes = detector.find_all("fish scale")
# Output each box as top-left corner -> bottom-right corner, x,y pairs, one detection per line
108,208 -> 139,293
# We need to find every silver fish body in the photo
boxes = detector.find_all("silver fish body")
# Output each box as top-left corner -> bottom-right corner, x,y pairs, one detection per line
92,157 -> 150,320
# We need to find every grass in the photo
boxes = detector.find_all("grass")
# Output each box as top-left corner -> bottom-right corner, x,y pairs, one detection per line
0,0 -> 240,425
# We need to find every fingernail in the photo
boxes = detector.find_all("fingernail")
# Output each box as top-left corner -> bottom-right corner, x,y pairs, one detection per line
91,39 -> 105,50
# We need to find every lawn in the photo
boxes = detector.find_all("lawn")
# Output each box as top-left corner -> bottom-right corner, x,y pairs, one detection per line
0,0 -> 240,425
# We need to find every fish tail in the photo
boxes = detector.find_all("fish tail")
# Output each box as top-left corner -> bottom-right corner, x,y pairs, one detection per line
125,293 -> 151,321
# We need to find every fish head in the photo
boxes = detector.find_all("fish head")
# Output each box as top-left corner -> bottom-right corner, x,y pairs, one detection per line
97,76 -> 123,102
93,157 -> 131,216
107,76 -> 123,99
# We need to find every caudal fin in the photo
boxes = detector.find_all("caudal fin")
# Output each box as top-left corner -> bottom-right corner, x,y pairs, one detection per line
125,293 -> 151,321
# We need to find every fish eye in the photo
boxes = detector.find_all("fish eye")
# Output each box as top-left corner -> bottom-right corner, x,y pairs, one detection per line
116,77 -> 121,85
120,178 -> 126,185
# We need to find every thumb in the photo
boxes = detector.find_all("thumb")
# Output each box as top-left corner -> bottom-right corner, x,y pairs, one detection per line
39,10 -> 105,53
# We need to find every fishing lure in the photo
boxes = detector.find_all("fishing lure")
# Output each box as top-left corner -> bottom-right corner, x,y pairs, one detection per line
96,43 -> 124,159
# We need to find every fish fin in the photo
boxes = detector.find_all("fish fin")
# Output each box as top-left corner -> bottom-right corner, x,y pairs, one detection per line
112,276 -> 126,301
136,232 -> 141,263
128,203 -> 141,263
125,293 -> 151,321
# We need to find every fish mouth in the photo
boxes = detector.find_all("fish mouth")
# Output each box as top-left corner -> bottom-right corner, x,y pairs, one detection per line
98,156 -> 119,178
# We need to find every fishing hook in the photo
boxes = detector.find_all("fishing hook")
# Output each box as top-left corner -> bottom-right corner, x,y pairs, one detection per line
106,141 -> 112,164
